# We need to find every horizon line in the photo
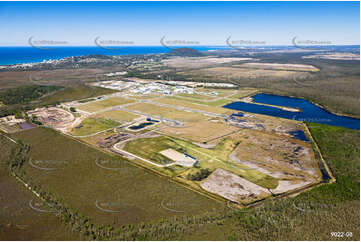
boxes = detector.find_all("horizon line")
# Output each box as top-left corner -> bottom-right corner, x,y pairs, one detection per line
0,44 -> 360,47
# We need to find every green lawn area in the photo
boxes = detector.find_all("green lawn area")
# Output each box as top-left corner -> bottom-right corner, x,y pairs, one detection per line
71,117 -> 120,136
77,97 -> 134,112
95,110 -> 139,123
124,136 -> 185,165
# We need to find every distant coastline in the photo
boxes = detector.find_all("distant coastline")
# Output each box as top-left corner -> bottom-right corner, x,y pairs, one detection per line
1,45 -> 359,66
0,46 -> 227,66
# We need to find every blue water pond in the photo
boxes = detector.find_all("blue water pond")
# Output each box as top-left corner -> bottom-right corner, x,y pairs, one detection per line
223,93 -> 360,130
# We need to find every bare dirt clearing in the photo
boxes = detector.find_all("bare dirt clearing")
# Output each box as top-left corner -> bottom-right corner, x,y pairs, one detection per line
230,129 -> 322,182
200,168 -> 270,203
162,57 -> 253,68
302,52 -> 360,60
160,148 -> 196,167
237,62 -> 319,72
270,180 -> 312,194
27,107 -> 74,129
179,66 -> 308,81
0,115 -> 26,133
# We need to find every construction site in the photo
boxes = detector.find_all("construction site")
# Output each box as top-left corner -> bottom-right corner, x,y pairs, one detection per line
0,79 -> 329,206
21,79 -> 323,207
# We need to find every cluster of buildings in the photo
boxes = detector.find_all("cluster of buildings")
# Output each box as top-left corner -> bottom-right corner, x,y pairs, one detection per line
129,82 -> 170,95
129,82 -> 194,95
172,85 -> 194,94
104,71 -> 128,77
92,80 -> 134,91
160,80 -> 237,88
92,79 -> 195,96
0,115 -> 26,133
0,58 -> 70,70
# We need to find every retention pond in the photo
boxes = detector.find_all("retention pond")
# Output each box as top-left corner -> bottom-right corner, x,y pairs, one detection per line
224,93 -> 360,130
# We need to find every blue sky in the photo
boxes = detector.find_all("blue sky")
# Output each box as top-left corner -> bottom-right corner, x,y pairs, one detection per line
0,1 -> 359,46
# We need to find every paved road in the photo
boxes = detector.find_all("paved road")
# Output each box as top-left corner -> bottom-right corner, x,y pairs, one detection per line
115,106 -> 183,126
144,100 -> 228,119
113,142 -> 175,168
0,133 -> 17,143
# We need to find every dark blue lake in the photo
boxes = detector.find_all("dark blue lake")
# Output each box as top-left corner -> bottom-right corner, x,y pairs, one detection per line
223,93 -> 360,130
128,122 -> 154,130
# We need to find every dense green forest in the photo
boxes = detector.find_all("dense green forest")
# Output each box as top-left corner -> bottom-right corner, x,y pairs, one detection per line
187,168 -> 212,181
0,85 -> 62,105
0,85 -> 115,118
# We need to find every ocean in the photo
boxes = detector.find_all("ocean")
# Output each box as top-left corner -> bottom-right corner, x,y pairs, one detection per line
1,45 -> 358,66
0,46 -> 227,65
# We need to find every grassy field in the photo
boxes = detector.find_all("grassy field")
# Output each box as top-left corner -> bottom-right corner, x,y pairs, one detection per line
78,98 -> 96,103
70,117 -> 120,136
178,67 -> 303,82
153,97 -> 234,114
196,98 -> 234,107
227,88 -> 259,99
126,102 -> 210,122
127,95 -> 160,99
195,88 -> 240,97
39,85 -> 117,106
160,119 -> 239,143
77,97 -> 134,113
123,135 -> 278,190
236,62 -> 320,72
124,135 -> 186,165
95,110 -> 139,123
171,134 -> 278,189
172,96 -> 234,107
0,134 -> 80,240
11,127 -> 224,228
174,88 -> 258,107
177,93 -> 219,101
